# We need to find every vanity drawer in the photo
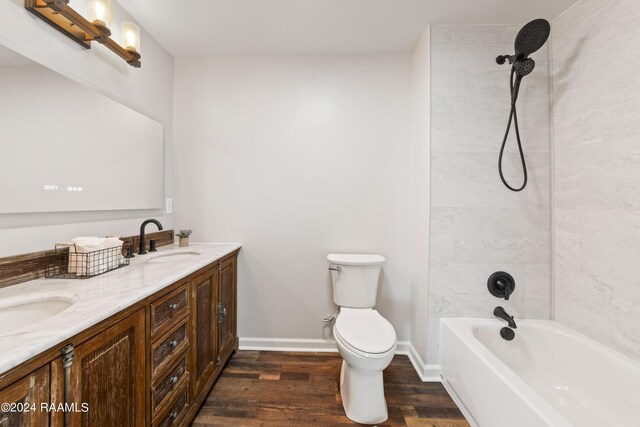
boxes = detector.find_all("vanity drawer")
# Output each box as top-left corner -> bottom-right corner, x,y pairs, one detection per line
152,383 -> 188,427
152,353 -> 189,413
151,317 -> 189,379
151,284 -> 189,337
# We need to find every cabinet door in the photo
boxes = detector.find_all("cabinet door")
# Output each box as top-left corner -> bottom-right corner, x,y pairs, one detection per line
190,267 -> 217,398
217,256 -> 236,357
0,365 -> 50,427
67,309 -> 146,427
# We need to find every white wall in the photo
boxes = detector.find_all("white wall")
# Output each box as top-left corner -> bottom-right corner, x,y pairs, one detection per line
551,0 -> 640,362
410,29 -> 431,365
0,0 -> 174,256
427,25 -> 552,364
174,54 -> 413,343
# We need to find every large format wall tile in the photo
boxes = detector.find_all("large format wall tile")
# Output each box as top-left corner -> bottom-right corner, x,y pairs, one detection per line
432,152 -> 549,208
445,207 -> 549,264
431,97 -> 549,154
524,264 -> 551,319
555,135 -> 640,210
428,25 -> 551,363
552,0 -> 640,363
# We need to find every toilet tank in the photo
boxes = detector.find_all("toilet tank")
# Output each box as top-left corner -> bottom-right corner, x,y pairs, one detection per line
327,254 -> 385,308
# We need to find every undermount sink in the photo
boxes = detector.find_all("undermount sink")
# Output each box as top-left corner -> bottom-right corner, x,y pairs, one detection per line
147,251 -> 202,263
0,294 -> 77,336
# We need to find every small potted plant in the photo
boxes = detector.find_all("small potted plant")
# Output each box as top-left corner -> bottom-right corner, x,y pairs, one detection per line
176,229 -> 192,247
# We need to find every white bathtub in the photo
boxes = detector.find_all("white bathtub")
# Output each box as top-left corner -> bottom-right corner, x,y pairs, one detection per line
440,318 -> 640,427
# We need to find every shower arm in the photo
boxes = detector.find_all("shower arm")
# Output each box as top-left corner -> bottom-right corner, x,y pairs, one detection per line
496,54 -> 517,65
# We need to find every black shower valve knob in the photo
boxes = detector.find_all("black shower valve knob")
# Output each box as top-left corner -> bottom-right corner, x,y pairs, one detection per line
487,271 -> 516,300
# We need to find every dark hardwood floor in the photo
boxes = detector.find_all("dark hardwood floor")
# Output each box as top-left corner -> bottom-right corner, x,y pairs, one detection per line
191,351 -> 469,426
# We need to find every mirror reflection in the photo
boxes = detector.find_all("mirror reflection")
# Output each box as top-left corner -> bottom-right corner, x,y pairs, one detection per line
0,44 -> 163,214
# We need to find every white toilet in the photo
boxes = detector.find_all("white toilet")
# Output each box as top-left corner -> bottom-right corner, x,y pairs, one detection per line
327,253 -> 397,425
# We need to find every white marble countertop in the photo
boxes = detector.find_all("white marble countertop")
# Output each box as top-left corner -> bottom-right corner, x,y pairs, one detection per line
0,242 -> 241,375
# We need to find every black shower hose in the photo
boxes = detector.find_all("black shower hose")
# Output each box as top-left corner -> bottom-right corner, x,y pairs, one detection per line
498,67 -> 528,192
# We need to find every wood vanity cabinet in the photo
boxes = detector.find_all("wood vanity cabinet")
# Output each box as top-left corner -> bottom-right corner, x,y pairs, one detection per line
187,254 -> 238,420
0,309 -> 146,427
217,256 -> 237,359
0,250 -> 239,427
67,309 -> 146,427
190,267 -> 218,399
0,365 -> 50,427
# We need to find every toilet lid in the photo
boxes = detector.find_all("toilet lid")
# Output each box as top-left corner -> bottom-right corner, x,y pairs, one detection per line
335,309 -> 396,354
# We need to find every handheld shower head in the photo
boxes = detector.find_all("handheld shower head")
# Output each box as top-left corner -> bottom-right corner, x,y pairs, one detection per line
495,18 -> 550,193
514,58 -> 535,76
514,18 -> 550,57
511,60 -> 534,105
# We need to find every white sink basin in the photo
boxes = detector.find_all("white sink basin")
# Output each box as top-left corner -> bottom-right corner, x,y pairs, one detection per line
147,251 -> 202,263
0,294 -> 77,336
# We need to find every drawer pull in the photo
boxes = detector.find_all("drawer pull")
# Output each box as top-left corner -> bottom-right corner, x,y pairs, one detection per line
169,339 -> 178,348
169,375 -> 178,384
169,411 -> 178,420
168,303 -> 178,310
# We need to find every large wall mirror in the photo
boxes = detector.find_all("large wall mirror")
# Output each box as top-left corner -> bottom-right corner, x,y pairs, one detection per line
0,43 -> 163,214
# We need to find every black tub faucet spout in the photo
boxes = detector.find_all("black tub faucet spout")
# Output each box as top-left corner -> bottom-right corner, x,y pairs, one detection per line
494,306 -> 517,329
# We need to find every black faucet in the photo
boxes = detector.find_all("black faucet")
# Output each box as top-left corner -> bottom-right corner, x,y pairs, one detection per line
494,306 -> 517,329
139,219 -> 163,255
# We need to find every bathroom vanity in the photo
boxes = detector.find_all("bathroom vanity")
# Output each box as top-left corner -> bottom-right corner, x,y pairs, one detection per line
0,243 -> 239,427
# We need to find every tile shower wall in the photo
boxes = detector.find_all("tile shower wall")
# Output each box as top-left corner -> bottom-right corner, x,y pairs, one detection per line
552,0 -> 640,362
427,26 -> 551,363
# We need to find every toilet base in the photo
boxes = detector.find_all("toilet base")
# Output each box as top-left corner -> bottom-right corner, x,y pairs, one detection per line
339,359 -> 389,424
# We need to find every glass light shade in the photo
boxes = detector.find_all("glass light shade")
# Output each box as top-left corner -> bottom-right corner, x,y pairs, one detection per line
87,0 -> 112,28
121,22 -> 140,52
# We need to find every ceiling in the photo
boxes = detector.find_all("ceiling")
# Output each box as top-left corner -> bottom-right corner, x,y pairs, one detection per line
118,0 -> 576,57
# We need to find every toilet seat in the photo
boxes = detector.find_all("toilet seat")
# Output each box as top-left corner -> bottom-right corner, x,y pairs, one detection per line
335,308 -> 396,356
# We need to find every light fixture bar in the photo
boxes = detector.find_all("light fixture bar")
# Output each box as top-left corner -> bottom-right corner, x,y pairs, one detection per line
25,0 -> 141,68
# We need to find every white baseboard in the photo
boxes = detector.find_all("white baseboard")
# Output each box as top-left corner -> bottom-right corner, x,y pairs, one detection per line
396,342 -> 441,382
239,337 -> 440,382
239,337 -> 339,352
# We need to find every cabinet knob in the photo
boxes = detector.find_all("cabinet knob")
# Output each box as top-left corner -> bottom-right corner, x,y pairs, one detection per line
169,375 -> 178,384
169,411 -> 178,420
168,303 -> 178,310
169,340 -> 178,348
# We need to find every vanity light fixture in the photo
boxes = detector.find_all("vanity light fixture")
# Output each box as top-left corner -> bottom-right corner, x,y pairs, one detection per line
87,0 -> 112,32
25,0 -> 142,68
121,21 -> 140,54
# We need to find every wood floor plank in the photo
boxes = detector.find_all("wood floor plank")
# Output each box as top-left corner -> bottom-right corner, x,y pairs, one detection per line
192,351 -> 469,426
